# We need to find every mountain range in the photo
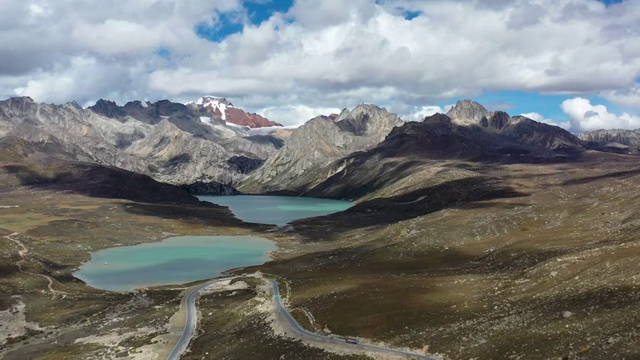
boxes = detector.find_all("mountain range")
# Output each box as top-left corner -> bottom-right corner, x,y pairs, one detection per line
0,96 -> 286,187
0,96 -> 638,197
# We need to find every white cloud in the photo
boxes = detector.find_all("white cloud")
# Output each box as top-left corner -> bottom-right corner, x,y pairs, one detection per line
400,105 -> 453,122
71,20 -> 177,55
603,86 -> 640,112
521,112 -> 571,130
561,97 -> 640,132
0,0 -> 639,126
258,105 -> 342,126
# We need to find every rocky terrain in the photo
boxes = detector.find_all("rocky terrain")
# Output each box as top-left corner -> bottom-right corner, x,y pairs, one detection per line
239,104 -> 403,193
0,96 -> 285,187
579,129 -> 640,154
242,100 -> 585,197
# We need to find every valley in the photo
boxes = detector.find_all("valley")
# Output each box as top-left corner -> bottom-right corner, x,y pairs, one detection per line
1,97 -> 640,360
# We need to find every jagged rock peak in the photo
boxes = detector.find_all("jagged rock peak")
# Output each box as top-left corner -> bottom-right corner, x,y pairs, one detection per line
336,104 -> 394,121
422,113 -> 453,126
0,97 -> 39,114
333,104 -> 403,136
480,111 -> 511,130
446,99 -> 491,126
418,113 -> 456,135
422,113 -> 452,123
8,96 -> 35,103
65,101 -> 83,110
123,100 -> 151,108
88,99 -> 127,118
2,96 -> 36,107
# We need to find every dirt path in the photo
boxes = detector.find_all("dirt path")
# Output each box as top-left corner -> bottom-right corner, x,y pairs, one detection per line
3,232 -> 70,295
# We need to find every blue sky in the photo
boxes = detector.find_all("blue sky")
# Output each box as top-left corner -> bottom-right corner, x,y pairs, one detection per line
2,0 -> 639,129
195,0 -> 294,43
474,92 -> 619,122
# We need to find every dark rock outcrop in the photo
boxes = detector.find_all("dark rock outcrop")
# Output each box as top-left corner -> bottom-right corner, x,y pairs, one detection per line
227,156 -> 264,174
182,181 -> 240,196
88,99 -> 127,120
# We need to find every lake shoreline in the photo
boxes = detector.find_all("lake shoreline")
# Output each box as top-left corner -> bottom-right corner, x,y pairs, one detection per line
74,235 -> 277,292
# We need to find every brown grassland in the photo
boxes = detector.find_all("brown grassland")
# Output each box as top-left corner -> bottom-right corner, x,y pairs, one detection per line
2,152 -> 640,359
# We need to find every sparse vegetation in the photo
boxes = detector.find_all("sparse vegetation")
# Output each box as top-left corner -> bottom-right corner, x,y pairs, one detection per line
3,127 -> 640,359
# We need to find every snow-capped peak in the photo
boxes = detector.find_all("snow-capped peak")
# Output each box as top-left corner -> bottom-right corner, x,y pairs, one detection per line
186,96 -> 235,121
187,96 -> 234,107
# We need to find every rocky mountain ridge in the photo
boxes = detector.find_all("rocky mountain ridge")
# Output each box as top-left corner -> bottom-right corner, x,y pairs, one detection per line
269,101 -> 585,199
578,129 -> 640,154
0,97 -> 281,186
2,96 -> 636,198
238,104 -> 403,193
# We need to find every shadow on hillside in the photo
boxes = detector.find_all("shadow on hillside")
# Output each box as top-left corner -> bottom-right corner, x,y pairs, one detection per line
304,159 -> 427,200
122,202 -> 269,230
2,162 -> 200,205
293,176 -> 529,241
562,168 -> 640,186
257,242 -> 569,279
3,162 -> 269,230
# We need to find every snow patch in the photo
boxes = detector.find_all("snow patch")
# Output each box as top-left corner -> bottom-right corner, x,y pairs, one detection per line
225,121 -> 250,130
199,116 -> 212,125
0,297 -> 44,346
216,102 -> 228,120
247,124 -> 299,135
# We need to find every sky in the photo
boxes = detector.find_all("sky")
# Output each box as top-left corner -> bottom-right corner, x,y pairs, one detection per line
1,0 -> 639,132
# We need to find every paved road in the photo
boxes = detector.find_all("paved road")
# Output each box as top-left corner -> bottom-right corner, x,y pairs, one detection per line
166,278 -> 233,360
269,279 -> 439,360
166,277 -> 438,360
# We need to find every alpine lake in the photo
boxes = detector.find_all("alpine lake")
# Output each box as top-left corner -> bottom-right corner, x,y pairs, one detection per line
74,195 -> 352,291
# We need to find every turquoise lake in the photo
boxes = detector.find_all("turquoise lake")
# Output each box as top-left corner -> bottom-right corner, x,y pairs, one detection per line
198,195 -> 352,226
75,196 -> 351,291
74,236 -> 276,291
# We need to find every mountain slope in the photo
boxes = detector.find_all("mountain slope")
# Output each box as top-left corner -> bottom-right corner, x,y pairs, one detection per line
303,109 -> 584,202
238,104 -> 403,193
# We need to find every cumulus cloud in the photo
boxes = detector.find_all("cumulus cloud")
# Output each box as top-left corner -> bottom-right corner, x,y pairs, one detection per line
0,0 -> 639,126
561,97 -> 640,132
400,105 -> 453,122
603,85 -> 640,112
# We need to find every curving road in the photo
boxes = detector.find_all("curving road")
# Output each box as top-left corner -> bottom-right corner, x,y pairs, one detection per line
166,277 -> 438,360
269,279 -> 439,360
166,278 -> 234,360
